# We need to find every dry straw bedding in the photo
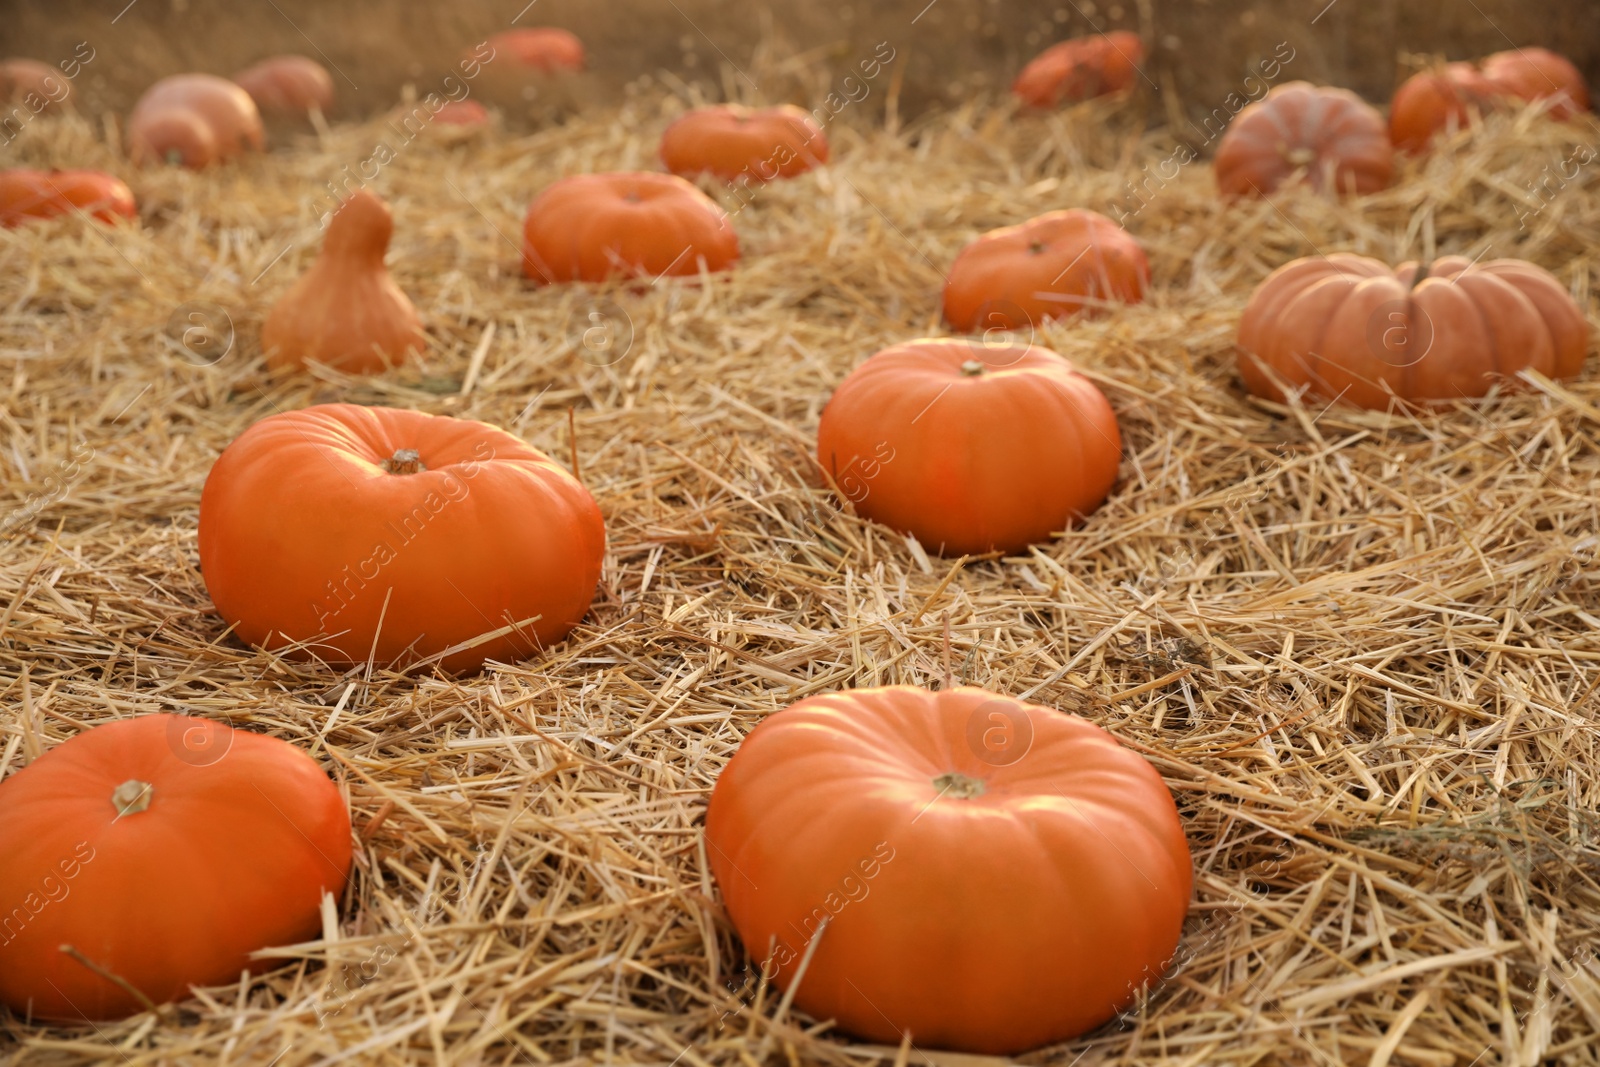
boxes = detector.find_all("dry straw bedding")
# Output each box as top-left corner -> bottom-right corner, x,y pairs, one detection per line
1,83 -> 1599,1067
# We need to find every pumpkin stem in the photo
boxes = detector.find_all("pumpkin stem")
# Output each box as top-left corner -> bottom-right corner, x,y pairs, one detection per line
1027,240 -> 1047,254
959,360 -> 985,377
383,448 -> 426,475
59,945 -> 159,1013
111,779 -> 153,817
165,148 -> 183,166
1410,261 -> 1432,289
1284,146 -> 1316,166
932,772 -> 987,799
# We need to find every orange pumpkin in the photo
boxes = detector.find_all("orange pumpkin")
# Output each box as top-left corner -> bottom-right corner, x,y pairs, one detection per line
660,104 -> 827,183
262,189 -> 426,374
198,403 -> 605,672
232,54 -> 335,118
1013,31 -> 1144,108
1237,253 -> 1589,409
0,169 -> 135,227
522,172 -> 739,284
1389,62 -> 1500,153
0,57 -> 71,110
0,715 -> 350,1022
127,73 -> 264,168
942,209 -> 1148,333
1214,81 -> 1392,197
484,28 -> 585,72
705,684 -> 1192,1054
815,339 -> 1121,556
1482,46 -> 1590,120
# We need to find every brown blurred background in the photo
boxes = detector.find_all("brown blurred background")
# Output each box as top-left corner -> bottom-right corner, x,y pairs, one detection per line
1,0 -> 1597,131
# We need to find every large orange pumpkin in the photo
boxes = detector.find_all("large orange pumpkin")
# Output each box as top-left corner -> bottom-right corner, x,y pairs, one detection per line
1214,81 -> 1392,197
1482,46 -> 1591,120
1237,253 -> 1589,409
659,104 -> 828,182
0,715 -> 350,1022
484,28 -> 585,72
521,172 -> 739,284
705,685 -> 1193,1055
1389,62 -> 1500,154
815,339 -> 1121,556
942,209 -> 1148,333
232,54 -> 335,118
198,404 -> 605,672
1012,31 -> 1144,108
0,169 -> 135,227
262,189 -> 426,374
127,73 -> 264,168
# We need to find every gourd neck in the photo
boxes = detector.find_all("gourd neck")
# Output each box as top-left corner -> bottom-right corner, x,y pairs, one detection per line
324,193 -> 394,264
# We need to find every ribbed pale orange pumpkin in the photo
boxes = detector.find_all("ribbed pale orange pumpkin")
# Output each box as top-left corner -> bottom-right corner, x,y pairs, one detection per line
705,685 -> 1193,1054
0,169 -> 135,227
1389,62 -> 1500,153
232,55 -> 334,118
942,209 -> 1148,333
127,74 -> 264,168
0,715 -> 350,1022
521,172 -> 738,284
659,104 -> 827,182
1237,253 -> 1589,408
1482,46 -> 1590,119
198,403 -> 605,672
485,28 -> 584,72
815,339 -> 1121,556
262,189 -> 426,374
1214,81 -> 1392,197
1012,31 -> 1144,108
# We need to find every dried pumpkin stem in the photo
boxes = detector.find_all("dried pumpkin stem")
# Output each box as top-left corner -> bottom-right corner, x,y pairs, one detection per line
383,449 -> 426,475
1410,261 -> 1432,289
59,944 -> 159,1014
111,779 -> 152,817
932,772 -> 987,799
959,360 -> 985,377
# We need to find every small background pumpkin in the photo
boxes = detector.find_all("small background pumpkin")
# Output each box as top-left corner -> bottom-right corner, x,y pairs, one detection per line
815,339 -> 1122,556
0,715 -> 351,1022
522,171 -> 739,283
705,684 -> 1193,1054
943,208 -> 1148,333
1012,31 -> 1144,108
1214,81 -> 1392,197
1237,252 -> 1589,408
232,54 -> 335,120
1389,62 -> 1500,153
1481,46 -> 1591,119
127,73 -> 264,168
0,168 -> 135,227
659,104 -> 828,182
485,28 -> 585,72
0,57 -> 71,111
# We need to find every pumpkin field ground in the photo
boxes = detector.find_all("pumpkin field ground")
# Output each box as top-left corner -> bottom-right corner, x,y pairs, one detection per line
3,85 -> 1600,1065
